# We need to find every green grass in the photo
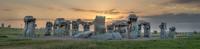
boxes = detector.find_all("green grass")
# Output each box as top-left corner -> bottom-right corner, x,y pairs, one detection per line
0,28 -> 200,49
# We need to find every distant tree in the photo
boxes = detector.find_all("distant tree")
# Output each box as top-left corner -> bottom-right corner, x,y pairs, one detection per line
1,23 -> 4,28
8,25 -> 11,28
193,30 -> 198,34
153,30 -> 158,34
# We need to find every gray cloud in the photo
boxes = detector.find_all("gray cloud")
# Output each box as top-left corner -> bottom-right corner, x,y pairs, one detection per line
167,0 -> 200,6
141,13 -> 200,32
142,13 -> 200,23
1,9 -> 13,11
46,6 -> 63,11
70,8 -> 135,15
172,0 -> 200,4
70,8 -> 103,13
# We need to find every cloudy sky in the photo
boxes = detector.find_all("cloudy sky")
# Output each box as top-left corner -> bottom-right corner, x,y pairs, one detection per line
0,0 -> 200,32
1,0 -> 200,19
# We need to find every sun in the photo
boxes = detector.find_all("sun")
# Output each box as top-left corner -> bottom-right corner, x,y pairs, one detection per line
97,14 -> 114,19
105,15 -> 113,19
97,14 -> 116,23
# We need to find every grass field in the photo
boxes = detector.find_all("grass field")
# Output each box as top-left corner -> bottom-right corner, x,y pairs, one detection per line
0,28 -> 200,49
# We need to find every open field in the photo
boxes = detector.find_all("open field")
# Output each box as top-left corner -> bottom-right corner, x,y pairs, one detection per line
0,28 -> 200,49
